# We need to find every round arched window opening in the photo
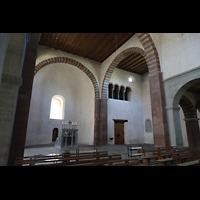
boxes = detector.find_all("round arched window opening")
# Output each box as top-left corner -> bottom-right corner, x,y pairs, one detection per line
50,95 -> 65,120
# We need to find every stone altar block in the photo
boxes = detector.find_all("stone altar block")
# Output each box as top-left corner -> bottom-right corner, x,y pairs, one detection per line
55,128 -> 78,149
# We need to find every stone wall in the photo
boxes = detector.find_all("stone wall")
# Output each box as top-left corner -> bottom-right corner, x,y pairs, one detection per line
0,33 -> 25,165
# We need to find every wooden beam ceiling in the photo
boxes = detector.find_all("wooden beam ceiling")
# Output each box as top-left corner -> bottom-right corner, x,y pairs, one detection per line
39,33 -> 135,63
39,33 -> 148,75
116,52 -> 148,75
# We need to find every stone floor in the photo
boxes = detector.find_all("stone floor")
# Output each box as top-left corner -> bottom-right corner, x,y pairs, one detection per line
24,143 -> 155,160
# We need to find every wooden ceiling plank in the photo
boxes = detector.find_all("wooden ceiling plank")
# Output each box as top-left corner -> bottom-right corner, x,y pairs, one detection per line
49,33 -> 56,47
59,33 -> 70,50
79,33 -> 98,58
72,33 -> 88,56
93,33 -> 116,62
54,33 -> 65,49
134,64 -> 148,72
117,53 -> 140,68
125,57 -> 146,71
125,59 -> 147,71
128,63 -> 148,73
42,33 -> 51,46
63,33 -> 79,53
117,54 -> 143,70
67,33 -> 84,54
85,33 -> 112,60
39,33 -> 135,63
95,33 -> 135,62
96,33 -> 125,62
51,33 -> 62,49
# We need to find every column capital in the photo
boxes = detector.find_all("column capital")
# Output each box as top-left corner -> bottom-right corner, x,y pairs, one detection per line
166,106 -> 180,111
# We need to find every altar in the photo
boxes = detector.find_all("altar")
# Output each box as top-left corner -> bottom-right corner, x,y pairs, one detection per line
54,121 -> 78,149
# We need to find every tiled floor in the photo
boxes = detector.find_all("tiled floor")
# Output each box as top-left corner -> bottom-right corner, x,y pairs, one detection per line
24,143 -> 155,160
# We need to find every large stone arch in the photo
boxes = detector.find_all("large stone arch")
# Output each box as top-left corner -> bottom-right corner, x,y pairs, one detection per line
101,47 -> 146,98
35,56 -> 101,145
35,57 -> 100,99
179,95 -> 200,149
100,33 -> 170,148
164,67 -> 200,147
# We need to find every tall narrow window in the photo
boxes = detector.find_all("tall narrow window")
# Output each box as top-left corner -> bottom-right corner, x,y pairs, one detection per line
119,86 -> 125,100
113,84 -> 119,99
50,95 -> 65,120
125,87 -> 131,101
108,83 -> 113,98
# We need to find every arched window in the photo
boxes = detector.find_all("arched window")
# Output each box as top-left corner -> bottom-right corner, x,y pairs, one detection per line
108,83 -> 113,98
113,84 -> 119,99
119,86 -> 125,100
125,87 -> 131,101
108,83 -> 131,101
50,95 -> 65,120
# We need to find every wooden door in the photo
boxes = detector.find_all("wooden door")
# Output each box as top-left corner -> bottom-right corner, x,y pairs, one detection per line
115,122 -> 124,144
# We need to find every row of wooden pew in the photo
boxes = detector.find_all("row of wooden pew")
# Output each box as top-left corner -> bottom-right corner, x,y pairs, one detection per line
137,147 -> 200,166
15,146 -> 200,166
14,151 -> 141,166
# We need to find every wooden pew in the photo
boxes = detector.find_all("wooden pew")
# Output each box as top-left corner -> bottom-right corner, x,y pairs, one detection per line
23,153 -> 109,166
108,158 -> 141,166
14,151 -> 108,166
39,154 -> 122,166
153,148 -> 171,159
176,159 -> 200,166
16,150 -> 107,160
138,147 -> 170,165
60,154 -> 121,166
155,158 -> 175,166
139,155 -> 158,165
171,151 -> 194,164
68,158 -> 141,166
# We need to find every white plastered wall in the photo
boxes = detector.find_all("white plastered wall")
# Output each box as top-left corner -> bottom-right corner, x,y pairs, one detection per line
25,63 -> 95,146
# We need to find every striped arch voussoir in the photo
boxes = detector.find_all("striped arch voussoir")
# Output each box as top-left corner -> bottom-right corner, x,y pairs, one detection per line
34,57 -> 100,98
101,47 -> 146,99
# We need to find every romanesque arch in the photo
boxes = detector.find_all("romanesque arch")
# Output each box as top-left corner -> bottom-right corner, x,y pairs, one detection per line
35,57 -> 101,145
179,95 -> 200,149
101,47 -> 146,98
101,33 -> 170,148
35,57 -> 100,99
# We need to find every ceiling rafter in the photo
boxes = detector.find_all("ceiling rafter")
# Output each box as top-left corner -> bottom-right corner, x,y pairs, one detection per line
39,33 -> 135,63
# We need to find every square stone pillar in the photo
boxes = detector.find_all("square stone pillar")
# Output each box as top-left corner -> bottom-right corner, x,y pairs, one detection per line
184,117 -> 200,150
149,71 -> 170,148
94,98 -> 108,145
166,106 -> 184,147
7,34 -> 39,165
